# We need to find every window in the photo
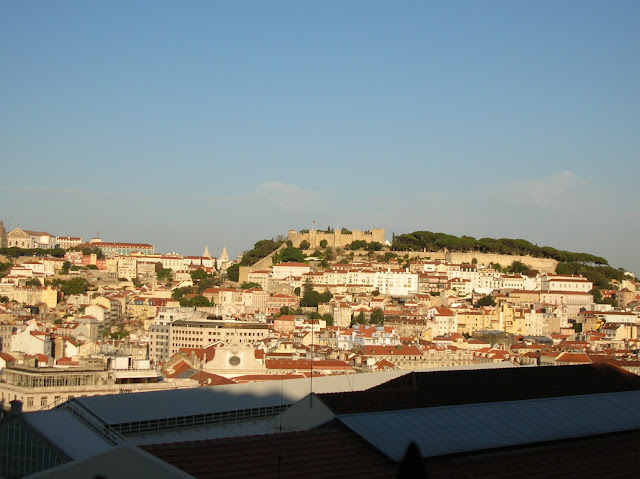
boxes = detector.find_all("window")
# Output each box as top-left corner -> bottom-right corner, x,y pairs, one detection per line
41,397 -> 48,407
27,397 -> 34,407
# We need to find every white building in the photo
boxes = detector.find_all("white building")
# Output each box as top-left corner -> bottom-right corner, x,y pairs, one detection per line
374,269 -> 418,296
11,323 -> 53,357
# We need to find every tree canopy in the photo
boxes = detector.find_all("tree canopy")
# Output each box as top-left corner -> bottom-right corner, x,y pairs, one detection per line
190,269 -> 208,281
0,247 -> 66,258
476,295 -> 496,307
179,295 -> 212,307
239,239 -> 285,266
273,246 -> 305,264
391,231 -> 608,265
300,279 -> 332,307
370,308 -> 385,324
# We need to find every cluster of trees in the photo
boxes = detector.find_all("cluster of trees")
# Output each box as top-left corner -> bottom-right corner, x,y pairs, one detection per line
589,288 -> 618,307
47,277 -> 90,295
0,247 -> 67,258
391,231 -> 608,265
476,295 -> 497,307
352,308 -> 385,325
345,240 -> 383,251
275,306 -> 334,326
272,246 -> 305,264
300,280 -> 332,307
171,276 -> 222,302
240,239 -> 285,266
556,262 -> 626,289
0,262 -> 12,275
226,238 -> 286,282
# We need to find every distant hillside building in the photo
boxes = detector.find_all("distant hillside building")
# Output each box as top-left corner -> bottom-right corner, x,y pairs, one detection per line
55,236 -> 83,249
288,227 -> 385,249
6,228 -> 57,249
82,238 -> 154,256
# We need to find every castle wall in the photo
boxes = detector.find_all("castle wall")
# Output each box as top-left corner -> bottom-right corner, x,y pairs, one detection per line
395,250 -> 557,273
288,228 -> 385,249
237,244 -> 287,284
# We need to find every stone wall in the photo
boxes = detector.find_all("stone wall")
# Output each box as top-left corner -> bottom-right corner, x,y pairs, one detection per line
238,243 -> 287,284
288,228 -> 385,249
393,251 -> 558,273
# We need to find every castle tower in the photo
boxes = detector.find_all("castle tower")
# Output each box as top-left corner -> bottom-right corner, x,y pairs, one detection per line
203,245 -> 211,258
220,246 -> 229,264
0,221 -> 5,248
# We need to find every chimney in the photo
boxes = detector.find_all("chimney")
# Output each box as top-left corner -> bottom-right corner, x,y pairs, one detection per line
10,400 -> 23,414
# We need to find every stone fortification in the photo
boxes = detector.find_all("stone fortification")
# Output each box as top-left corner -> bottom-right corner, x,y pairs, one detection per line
237,243 -> 287,284
288,228 -> 385,249
396,250 -> 558,273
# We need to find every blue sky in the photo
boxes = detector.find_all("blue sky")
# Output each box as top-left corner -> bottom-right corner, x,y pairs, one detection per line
1,1 -> 639,275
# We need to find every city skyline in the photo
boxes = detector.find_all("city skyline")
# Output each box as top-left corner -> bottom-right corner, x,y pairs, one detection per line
1,1 -> 638,274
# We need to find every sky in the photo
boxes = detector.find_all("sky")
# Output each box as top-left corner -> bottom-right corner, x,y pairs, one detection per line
1,1 -> 639,275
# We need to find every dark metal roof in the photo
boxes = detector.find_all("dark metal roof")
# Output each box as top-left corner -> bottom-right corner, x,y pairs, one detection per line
143,423 -> 396,479
317,363 -> 640,414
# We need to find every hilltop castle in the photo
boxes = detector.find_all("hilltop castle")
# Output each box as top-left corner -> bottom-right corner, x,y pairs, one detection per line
288,228 -> 385,249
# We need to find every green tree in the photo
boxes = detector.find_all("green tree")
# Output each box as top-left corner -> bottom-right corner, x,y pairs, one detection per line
321,313 -> 334,326
348,240 -> 368,251
590,288 -> 603,304
197,277 -> 220,293
508,260 -> 529,274
241,281 -> 262,289
300,279 -> 332,307
382,252 -> 398,262
172,286 -> 194,301
157,268 -> 172,281
25,278 -> 42,287
366,241 -> 383,251
319,239 -> 328,248
324,247 -> 335,261
225,264 -> 240,282
276,306 -> 295,317
370,308 -> 385,324
190,269 -> 208,281
61,261 -> 71,274
476,295 -> 496,307
180,295 -> 212,307
274,247 -> 306,264
353,311 -> 366,325
299,240 -> 310,250
61,278 -> 89,295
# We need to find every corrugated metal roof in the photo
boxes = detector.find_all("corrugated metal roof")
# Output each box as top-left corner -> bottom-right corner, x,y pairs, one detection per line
143,423 -> 396,479
24,409 -> 114,460
73,370 -> 410,425
26,445 -> 196,479
128,416 -> 280,445
338,390 -> 640,461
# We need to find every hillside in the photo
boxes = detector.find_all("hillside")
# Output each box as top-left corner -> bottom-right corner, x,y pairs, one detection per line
392,231 -> 632,287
